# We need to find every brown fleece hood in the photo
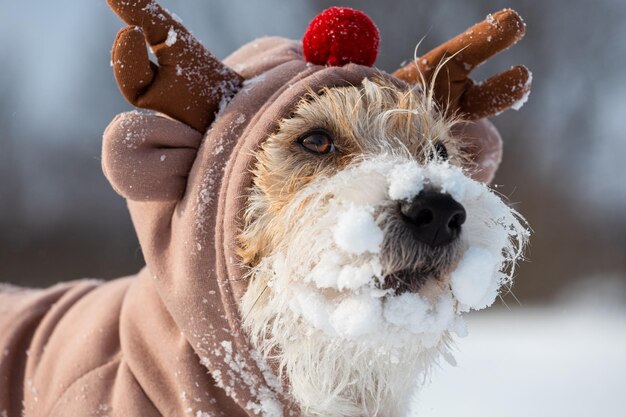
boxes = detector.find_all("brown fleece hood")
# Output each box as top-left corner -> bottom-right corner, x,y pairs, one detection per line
0,37 -> 389,417
104,37 -> 386,417
0,3 -> 531,416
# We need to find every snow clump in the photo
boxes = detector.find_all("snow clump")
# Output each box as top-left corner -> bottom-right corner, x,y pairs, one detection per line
258,155 -> 527,346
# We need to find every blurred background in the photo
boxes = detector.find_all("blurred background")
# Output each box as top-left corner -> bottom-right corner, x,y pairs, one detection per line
0,0 -> 624,415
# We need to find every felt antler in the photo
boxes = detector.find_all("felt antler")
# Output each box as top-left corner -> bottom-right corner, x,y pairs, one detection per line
107,0 -> 244,132
394,9 -> 531,120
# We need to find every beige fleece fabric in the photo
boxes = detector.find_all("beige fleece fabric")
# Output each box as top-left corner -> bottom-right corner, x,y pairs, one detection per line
0,37 -> 401,417
0,35 -> 505,416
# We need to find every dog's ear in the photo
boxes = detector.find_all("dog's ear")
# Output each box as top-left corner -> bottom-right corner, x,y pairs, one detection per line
102,112 -> 202,201
394,9 -> 531,120
107,0 -> 243,133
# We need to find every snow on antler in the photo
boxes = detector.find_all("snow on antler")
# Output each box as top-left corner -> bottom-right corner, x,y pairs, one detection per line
107,0 -> 243,132
394,9 -> 531,120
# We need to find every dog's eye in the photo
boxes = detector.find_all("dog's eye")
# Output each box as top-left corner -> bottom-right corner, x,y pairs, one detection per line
298,130 -> 335,155
430,142 -> 448,161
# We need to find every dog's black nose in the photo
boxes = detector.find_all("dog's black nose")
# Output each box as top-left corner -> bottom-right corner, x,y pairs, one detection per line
400,190 -> 466,247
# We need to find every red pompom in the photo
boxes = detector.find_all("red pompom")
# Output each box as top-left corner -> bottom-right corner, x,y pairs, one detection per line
303,7 -> 380,67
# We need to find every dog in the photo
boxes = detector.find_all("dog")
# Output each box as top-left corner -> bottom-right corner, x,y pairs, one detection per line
239,77 -> 528,417
0,2 -> 530,416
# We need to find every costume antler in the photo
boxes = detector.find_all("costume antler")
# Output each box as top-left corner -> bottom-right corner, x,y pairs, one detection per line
394,9 -> 531,120
107,0 -> 244,132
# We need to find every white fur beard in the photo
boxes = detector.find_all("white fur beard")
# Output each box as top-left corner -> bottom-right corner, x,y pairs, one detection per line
242,156 -> 528,417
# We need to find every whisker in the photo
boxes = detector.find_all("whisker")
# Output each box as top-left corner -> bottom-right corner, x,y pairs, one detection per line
508,289 -> 523,307
498,294 -> 512,311
243,282 -> 269,322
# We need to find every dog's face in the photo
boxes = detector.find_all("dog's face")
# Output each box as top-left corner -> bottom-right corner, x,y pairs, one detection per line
239,78 -> 527,417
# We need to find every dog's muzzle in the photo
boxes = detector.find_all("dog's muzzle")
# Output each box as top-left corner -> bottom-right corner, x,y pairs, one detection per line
378,190 -> 466,295
400,190 -> 466,247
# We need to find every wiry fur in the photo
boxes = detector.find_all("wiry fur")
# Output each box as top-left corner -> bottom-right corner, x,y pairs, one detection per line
238,78 -> 526,417
238,78 -> 466,265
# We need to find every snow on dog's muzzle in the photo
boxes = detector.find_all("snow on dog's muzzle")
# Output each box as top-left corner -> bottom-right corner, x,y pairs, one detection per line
261,155 -> 529,344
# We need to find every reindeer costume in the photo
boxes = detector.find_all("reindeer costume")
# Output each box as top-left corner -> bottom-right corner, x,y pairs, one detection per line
0,1 -> 530,416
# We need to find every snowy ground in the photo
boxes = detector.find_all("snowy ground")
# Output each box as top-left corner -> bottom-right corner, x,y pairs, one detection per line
413,306 -> 626,417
